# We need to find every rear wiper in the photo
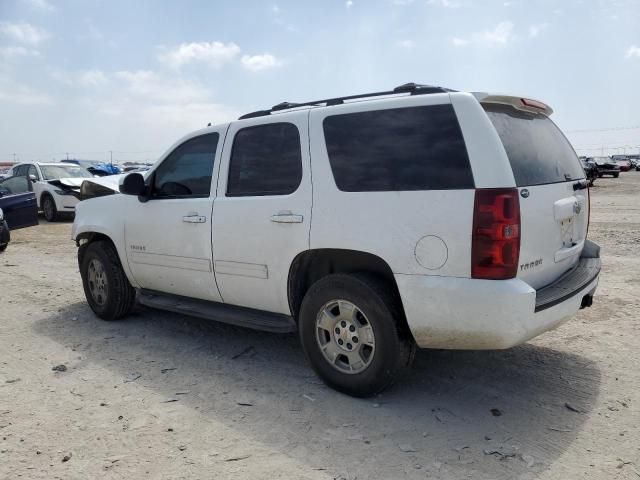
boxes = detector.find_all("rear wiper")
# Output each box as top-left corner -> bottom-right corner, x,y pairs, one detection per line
573,180 -> 588,190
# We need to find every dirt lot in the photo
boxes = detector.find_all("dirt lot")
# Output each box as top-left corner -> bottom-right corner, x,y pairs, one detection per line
1,174 -> 639,480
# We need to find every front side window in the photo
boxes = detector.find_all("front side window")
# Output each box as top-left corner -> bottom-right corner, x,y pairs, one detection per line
27,165 -> 39,180
0,176 -> 31,195
153,133 -> 219,198
227,123 -> 302,197
323,104 -> 474,192
14,165 -> 29,176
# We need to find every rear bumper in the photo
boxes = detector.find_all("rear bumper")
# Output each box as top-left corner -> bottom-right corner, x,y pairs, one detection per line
396,241 -> 601,350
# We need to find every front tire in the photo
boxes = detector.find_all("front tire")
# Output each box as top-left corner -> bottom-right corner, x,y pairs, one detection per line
80,240 -> 136,320
42,194 -> 59,222
298,273 -> 415,397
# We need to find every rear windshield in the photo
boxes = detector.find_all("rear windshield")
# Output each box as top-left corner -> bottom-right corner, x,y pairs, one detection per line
484,104 -> 584,186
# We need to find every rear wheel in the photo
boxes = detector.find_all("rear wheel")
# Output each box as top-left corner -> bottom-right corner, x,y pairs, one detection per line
298,273 -> 415,397
80,240 -> 136,320
42,194 -> 58,222
614,173 -> 619,178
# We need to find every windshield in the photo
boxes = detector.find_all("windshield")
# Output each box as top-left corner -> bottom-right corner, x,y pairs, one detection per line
484,104 -> 585,186
40,165 -> 93,180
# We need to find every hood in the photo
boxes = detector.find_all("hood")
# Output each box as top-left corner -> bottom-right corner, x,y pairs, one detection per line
81,174 -> 125,192
79,174 -> 126,200
48,177 -> 85,188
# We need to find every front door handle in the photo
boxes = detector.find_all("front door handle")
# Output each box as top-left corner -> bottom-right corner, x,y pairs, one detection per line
270,212 -> 303,223
183,214 -> 206,223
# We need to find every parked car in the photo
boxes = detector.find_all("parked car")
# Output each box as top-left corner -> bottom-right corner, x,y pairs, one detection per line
579,158 -> 598,186
0,175 -> 39,251
590,156 -> 621,177
61,159 -> 121,176
72,83 -> 600,396
616,159 -> 632,172
9,162 -> 91,221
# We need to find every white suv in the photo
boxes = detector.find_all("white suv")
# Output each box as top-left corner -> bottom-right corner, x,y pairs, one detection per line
72,83 -> 601,396
10,162 -> 92,221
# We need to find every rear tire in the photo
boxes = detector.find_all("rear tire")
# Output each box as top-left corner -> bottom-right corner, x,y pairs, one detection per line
298,273 -> 415,397
614,173 -> 619,178
42,194 -> 58,222
80,240 -> 136,320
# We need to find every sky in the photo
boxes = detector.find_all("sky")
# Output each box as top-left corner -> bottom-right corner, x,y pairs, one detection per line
0,0 -> 639,164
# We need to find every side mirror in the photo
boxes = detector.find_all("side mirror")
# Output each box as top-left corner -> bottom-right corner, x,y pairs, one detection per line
29,174 -> 37,182
119,173 -> 146,196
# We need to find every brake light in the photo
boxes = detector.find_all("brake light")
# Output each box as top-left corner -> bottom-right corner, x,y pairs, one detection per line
471,188 -> 521,280
521,98 -> 547,110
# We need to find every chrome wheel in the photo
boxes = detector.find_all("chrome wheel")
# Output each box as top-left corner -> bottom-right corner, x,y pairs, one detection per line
315,300 -> 376,374
87,258 -> 108,306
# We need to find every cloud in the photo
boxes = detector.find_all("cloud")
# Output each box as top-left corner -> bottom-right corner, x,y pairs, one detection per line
625,45 -> 640,59
482,21 -> 514,44
241,53 -> 282,71
346,0 -> 354,7
0,46 -> 39,59
428,0 -> 460,7
452,21 -> 514,46
158,41 -> 240,69
396,39 -> 415,48
392,0 -> 415,4
21,0 -> 55,11
79,70 -> 108,87
0,84 -> 53,105
452,37 -> 468,47
0,21 -> 49,45
113,70 -> 211,103
528,23 -> 549,38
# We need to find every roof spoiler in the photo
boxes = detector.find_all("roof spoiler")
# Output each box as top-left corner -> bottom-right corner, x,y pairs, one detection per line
472,92 -> 553,116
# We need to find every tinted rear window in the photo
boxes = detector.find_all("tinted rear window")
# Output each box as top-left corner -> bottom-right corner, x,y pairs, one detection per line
323,104 -> 474,192
485,104 -> 584,187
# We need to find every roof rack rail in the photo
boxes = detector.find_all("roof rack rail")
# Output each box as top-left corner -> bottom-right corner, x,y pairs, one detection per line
238,82 -> 454,120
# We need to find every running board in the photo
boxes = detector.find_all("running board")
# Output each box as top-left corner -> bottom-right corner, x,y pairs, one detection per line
137,289 -> 297,333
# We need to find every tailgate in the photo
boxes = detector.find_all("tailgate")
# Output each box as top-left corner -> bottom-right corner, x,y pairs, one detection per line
484,102 -> 588,289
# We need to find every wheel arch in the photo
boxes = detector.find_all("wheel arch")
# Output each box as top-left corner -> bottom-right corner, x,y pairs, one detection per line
287,248 -> 404,322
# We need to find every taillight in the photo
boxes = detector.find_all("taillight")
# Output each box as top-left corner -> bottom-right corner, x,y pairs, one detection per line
471,188 -> 521,280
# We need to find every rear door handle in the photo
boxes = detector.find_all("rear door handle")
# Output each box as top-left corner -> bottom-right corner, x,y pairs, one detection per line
270,213 -> 303,223
183,214 -> 206,223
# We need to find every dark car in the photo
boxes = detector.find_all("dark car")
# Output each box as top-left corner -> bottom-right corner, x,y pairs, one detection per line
590,156 -> 621,178
579,158 -> 598,186
0,175 -> 39,251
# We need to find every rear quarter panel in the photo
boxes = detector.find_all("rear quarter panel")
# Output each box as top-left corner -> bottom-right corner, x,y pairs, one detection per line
308,94 -> 476,277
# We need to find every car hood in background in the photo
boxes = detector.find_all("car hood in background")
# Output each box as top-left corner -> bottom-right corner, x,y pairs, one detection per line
81,174 -> 125,192
47,177 -> 86,188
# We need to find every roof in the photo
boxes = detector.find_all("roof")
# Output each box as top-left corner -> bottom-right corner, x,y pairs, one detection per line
237,82 -> 455,120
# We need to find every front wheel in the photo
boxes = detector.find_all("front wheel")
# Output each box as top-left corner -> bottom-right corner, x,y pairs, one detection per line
80,240 -> 136,320
298,273 -> 415,397
42,194 -> 59,222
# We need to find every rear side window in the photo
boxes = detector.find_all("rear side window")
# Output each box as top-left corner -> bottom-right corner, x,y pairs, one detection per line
484,104 -> 584,186
227,123 -> 302,196
323,104 -> 474,192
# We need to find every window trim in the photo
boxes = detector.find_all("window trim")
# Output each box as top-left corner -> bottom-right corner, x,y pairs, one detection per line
149,132 -> 220,200
226,121 -> 303,198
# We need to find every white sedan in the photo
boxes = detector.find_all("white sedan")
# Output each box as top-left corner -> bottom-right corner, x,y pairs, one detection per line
10,162 -> 93,221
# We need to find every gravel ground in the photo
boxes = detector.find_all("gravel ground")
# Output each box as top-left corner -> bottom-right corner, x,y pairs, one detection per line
1,173 -> 639,479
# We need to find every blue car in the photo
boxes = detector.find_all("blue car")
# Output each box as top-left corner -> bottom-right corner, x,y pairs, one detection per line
0,175 -> 39,251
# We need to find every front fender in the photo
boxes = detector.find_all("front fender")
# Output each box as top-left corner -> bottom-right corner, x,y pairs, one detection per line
72,196 -> 140,288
